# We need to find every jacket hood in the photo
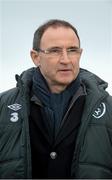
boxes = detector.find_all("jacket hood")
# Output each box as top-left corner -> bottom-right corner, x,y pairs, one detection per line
15,68 -> 35,89
15,67 -> 108,95
80,68 -> 108,92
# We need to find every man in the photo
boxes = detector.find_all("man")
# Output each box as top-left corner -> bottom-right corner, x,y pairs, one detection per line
0,19 -> 112,179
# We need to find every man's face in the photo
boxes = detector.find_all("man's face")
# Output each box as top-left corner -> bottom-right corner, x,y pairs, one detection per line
33,27 -> 82,91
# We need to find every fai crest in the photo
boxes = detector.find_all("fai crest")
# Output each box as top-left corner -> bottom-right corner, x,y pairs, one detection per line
92,102 -> 106,119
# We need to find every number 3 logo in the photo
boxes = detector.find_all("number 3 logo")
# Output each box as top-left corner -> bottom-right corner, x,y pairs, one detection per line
10,112 -> 19,122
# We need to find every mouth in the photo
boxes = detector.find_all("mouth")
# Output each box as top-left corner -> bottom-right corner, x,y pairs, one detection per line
58,69 -> 72,72
58,69 -> 72,75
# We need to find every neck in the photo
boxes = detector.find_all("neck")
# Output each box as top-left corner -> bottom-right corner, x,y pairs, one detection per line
39,68 -> 68,93
48,84 -> 67,94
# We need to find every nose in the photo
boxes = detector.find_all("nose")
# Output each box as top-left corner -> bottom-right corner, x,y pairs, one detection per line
59,49 -> 70,64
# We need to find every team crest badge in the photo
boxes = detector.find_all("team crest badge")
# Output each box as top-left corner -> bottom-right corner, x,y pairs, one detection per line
92,102 -> 106,119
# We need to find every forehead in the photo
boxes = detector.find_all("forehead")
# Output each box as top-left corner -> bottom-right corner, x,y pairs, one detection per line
40,26 -> 79,47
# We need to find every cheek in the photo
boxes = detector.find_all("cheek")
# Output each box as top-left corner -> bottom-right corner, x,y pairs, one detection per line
40,60 -> 56,75
72,59 -> 80,69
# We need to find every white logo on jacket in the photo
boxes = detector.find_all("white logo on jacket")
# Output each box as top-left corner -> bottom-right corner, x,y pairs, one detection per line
92,102 -> 106,119
8,103 -> 22,111
8,103 -> 22,122
10,112 -> 19,122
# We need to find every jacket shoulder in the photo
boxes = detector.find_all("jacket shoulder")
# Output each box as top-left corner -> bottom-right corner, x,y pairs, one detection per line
106,94 -> 112,105
0,88 -> 19,106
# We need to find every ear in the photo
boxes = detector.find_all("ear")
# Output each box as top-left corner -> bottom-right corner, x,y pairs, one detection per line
30,49 -> 40,67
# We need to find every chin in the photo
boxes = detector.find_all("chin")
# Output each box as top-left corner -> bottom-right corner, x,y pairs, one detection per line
58,78 -> 74,86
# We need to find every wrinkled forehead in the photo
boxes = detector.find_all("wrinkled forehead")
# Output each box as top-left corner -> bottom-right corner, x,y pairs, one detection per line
40,26 -> 80,48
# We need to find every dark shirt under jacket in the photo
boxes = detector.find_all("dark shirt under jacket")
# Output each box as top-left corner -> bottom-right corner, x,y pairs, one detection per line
29,68 -> 86,179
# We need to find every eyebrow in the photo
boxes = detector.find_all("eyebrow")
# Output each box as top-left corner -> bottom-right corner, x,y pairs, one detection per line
47,45 -> 80,50
68,46 -> 80,49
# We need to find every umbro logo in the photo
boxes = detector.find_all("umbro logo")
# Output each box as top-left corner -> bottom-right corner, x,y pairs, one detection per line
8,103 -> 22,111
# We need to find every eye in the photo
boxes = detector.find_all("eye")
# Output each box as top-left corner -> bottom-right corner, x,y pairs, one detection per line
48,48 -> 62,54
68,48 -> 77,52
67,48 -> 80,53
